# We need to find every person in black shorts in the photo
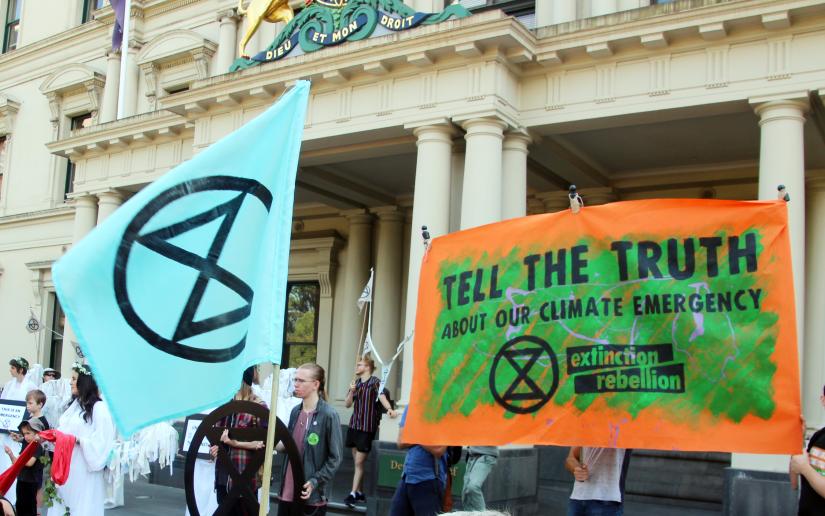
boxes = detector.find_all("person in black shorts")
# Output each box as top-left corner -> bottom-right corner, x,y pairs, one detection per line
791,384 -> 825,515
343,357 -> 398,505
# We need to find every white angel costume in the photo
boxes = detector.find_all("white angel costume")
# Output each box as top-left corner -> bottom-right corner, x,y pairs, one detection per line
47,399 -> 116,516
0,375 -> 37,504
185,458 -> 219,516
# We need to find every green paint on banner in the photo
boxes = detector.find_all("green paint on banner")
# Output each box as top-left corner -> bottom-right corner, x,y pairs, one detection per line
424,229 -> 778,425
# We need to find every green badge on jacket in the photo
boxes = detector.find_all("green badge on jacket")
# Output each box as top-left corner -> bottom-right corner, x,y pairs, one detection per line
308,432 -> 320,446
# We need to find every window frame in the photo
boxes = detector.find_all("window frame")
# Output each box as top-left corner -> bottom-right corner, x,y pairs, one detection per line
281,281 -> 321,369
466,0 -> 535,17
81,0 -> 105,24
0,135 -> 6,201
48,292 -> 65,369
64,112 -> 92,199
3,0 -> 22,53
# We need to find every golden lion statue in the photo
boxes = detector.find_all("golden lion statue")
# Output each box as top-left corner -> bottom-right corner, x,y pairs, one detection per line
237,0 -> 296,58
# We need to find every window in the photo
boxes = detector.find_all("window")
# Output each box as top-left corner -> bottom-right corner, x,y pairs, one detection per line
64,160 -> 75,198
462,0 -> 535,17
70,112 -> 92,131
64,113 -> 91,198
49,293 -> 65,369
0,136 -> 5,200
3,0 -> 22,53
81,0 -> 105,23
282,282 -> 320,368
165,85 -> 190,95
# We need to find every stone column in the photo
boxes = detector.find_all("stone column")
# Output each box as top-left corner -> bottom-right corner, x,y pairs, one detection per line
591,0 -> 619,17
96,190 -> 124,224
372,206 -> 405,394
548,0 -> 576,25
536,190 -> 572,214
400,123 -> 454,402
100,50 -> 121,123
460,118 -> 507,230
805,174 -> 825,430
62,194 -> 100,369
216,10 -> 239,74
449,148 -> 464,233
501,131 -> 531,220
732,96 -> 807,473
583,187 -> 618,206
754,98 -> 807,359
414,0 -> 443,12
121,44 -> 141,118
72,194 -> 99,244
334,210 -> 373,400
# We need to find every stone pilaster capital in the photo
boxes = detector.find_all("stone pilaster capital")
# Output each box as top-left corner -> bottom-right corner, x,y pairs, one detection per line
750,92 -> 809,123
406,118 -> 458,144
460,117 -> 508,139
105,49 -> 121,60
806,172 -> 825,193
582,187 -> 618,206
341,208 -> 373,225
503,128 -> 533,152
95,189 -> 125,206
67,193 -> 99,208
535,190 -> 570,213
217,8 -> 239,23
372,205 -> 405,223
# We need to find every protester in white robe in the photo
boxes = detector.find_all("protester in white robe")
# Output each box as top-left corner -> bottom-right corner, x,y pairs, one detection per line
47,363 -> 116,516
1,357 -> 37,505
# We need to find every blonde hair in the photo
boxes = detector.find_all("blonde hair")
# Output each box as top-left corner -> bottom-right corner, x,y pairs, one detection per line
361,357 -> 376,374
298,363 -> 327,401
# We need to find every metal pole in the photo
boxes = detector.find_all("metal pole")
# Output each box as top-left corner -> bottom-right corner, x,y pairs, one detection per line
116,0 -> 131,120
259,363 -> 281,515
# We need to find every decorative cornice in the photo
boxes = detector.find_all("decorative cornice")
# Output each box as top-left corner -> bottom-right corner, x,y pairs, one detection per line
0,97 -> 21,136
159,10 -> 529,115
46,110 -> 190,157
0,206 -> 74,227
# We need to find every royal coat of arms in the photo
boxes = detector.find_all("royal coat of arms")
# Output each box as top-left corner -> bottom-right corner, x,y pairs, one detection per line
231,0 -> 471,71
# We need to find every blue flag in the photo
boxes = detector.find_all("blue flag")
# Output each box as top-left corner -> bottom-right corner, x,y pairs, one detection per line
53,81 -> 309,436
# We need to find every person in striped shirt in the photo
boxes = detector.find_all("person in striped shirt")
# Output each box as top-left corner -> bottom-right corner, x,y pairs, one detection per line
343,358 -> 398,506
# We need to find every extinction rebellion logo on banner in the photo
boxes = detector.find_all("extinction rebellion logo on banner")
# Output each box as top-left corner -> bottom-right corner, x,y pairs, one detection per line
230,0 -> 471,71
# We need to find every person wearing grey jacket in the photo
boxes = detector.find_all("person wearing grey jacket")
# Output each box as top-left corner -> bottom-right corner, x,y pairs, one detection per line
277,363 -> 343,516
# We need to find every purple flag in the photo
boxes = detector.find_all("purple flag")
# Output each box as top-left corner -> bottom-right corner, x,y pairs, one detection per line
111,0 -> 126,50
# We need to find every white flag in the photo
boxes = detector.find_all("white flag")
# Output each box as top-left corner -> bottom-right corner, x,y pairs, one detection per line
357,268 -> 374,311
362,331 -> 374,358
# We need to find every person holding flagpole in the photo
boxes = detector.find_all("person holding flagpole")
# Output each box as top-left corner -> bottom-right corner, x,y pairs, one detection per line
46,363 -> 116,516
343,357 -> 398,506
209,366 -> 266,514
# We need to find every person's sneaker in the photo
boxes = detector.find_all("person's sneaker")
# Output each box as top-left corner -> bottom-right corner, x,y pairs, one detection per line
355,492 -> 366,503
344,493 -> 357,506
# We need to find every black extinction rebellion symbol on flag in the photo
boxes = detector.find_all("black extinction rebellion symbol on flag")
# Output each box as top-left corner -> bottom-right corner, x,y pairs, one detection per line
113,176 -> 273,363
490,335 -> 559,414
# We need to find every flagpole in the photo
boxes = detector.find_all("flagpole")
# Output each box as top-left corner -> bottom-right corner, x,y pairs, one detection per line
116,0 -> 131,120
259,363 -> 281,516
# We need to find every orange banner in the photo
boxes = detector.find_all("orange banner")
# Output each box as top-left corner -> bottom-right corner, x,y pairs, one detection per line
403,199 -> 801,453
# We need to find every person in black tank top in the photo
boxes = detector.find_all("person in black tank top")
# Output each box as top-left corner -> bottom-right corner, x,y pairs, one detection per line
791,384 -> 825,515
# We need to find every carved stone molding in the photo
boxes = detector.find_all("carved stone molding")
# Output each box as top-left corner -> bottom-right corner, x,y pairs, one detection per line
0,96 -> 20,136
289,231 -> 343,298
39,64 -> 106,129
137,30 -> 217,103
